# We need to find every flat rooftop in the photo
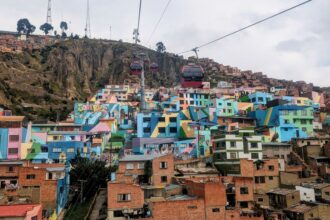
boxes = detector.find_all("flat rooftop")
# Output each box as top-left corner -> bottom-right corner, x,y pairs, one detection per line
267,188 -> 298,195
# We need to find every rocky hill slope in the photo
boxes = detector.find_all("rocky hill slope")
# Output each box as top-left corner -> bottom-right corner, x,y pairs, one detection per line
0,39 -> 185,121
0,38 -> 328,121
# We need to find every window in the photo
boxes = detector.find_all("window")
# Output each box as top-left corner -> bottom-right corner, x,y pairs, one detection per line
8,166 -> 14,172
41,146 -> 48,152
180,100 -> 184,104
126,163 -> 134,170
301,119 -> 307,124
169,117 -> 177,123
302,127 -> 307,132
255,176 -> 265,184
230,153 -> 236,159
158,127 -> 166,133
228,109 -> 232,113
291,195 -> 295,199
257,97 -> 263,102
240,187 -> 249,194
48,172 -> 53,180
251,98 -> 256,102
143,127 -> 151,133
9,135 -> 19,142
219,153 -> 227,160
284,119 -> 289,124
190,101 -> 194,105
251,142 -> 258,148
8,148 -> 18,154
251,153 -> 259,159
269,176 -> 273,180
143,117 -> 151,122
170,127 -> 177,133
158,117 -> 165,122
31,216 -> 38,220
160,162 -> 168,169
268,165 -> 274,171
53,148 -> 61,153
188,205 -> 197,209
325,192 -> 330,196
161,176 -> 168,183
212,208 -> 220,212
240,202 -> 248,208
257,198 -> 263,202
230,142 -> 236,148
301,110 -> 307,116
138,163 -> 144,169
227,102 -> 232,106
67,148 -> 74,153
117,193 -> 131,202
26,174 -> 36,179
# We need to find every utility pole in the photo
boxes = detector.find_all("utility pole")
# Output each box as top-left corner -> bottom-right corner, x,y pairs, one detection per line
78,179 -> 87,203
133,0 -> 142,44
85,0 -> 91,38
46,0 -> 52,25
109,26 -> 112,40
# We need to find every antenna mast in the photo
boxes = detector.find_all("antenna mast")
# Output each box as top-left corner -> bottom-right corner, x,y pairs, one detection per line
85,0 -> 91,38
46,0 -> 52,24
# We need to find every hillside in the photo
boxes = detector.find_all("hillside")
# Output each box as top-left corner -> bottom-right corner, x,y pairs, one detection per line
0,38 -> 328,121
0,39 -> 185,121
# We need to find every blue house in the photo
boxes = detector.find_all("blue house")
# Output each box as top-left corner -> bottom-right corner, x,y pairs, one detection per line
136,111 -> 181,138
249,105 -> 314,142
248,92 -> 273,108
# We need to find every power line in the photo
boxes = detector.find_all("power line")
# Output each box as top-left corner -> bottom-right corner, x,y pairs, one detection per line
147,0 -> 172,44
179,0 -> 312,55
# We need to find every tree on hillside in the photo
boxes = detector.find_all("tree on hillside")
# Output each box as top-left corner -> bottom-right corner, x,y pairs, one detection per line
60,21 -> 68,33
17,18 -> 36,35
156,41 -> 166,53
40,23 -> 54,35
70,156 -> 116,200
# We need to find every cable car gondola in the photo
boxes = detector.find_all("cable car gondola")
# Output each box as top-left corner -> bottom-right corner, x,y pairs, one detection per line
180,64 -> 204,88
130,61 -> 143,76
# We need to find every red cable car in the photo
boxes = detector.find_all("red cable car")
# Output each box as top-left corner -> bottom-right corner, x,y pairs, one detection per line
130,61 -> 143,76
180,64 -> 204,88
150,62 -> 159,73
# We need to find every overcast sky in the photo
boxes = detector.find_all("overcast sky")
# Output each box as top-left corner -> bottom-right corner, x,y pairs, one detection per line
1,0 -> 329,87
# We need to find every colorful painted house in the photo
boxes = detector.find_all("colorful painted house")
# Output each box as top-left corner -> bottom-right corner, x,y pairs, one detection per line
248,92 -> 273,108
74,102 -> 120,126
214,98 -> 238,116
137,112 -> 180,138
250,105 -> 314,142
0,116 -> 26,160
178,91 -> 212,110
47,131 -> 91,162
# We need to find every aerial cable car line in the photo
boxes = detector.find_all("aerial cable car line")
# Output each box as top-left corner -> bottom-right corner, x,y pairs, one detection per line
178,0 -> 312,55
147,0 -> 172,44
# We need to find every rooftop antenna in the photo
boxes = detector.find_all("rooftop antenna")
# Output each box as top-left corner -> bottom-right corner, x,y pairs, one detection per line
46,0 -> 52,25
85,0 -> 91,38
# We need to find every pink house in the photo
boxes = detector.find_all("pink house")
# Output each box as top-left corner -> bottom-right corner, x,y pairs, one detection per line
0,116 -> 26,160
